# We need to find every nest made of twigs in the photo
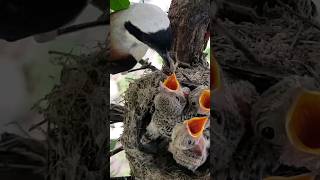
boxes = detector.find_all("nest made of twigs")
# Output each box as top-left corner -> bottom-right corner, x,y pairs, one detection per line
213,1 -> 320,79
38,47 -> 108,180
121,66 -> 210,180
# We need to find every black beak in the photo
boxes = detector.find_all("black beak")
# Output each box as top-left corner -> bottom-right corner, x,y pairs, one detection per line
161,51 -> 175,75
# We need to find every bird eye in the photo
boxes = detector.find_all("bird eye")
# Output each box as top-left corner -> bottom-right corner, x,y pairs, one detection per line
175,96 -> 180,102
188,140 -> 192,145
192,101 -> 196,106
261,127 -> 275,140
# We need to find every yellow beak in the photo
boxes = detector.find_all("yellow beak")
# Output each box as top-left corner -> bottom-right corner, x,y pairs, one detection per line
286,89 -> 320,155
184,117 -> 208,138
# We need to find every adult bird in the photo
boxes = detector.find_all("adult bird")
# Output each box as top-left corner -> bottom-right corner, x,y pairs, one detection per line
110,3 -> 174,75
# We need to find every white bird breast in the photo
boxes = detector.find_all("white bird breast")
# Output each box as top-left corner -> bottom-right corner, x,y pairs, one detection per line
110,3 -> 170,60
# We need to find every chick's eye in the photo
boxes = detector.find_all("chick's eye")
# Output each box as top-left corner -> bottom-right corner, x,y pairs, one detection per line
188,140 -> 192,145
261,127 -> 275,140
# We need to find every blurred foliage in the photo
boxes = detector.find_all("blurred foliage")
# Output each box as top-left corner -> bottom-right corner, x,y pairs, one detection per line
111,0 -> 130,11
118,74 -> 135,94
23,59 -> 62,105
110,139 -> 117,150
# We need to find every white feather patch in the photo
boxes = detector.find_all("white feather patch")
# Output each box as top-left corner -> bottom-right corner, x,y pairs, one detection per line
110,3 -> 170,60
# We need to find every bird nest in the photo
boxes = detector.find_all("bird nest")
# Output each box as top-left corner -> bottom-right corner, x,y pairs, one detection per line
38,48 -> 108,180
121,66 -> 210,179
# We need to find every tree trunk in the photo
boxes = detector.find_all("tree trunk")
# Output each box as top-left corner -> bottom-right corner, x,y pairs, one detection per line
169,0 -> 210,65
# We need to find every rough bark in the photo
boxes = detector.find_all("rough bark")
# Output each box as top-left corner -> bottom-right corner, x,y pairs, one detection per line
169,0 -> 210,65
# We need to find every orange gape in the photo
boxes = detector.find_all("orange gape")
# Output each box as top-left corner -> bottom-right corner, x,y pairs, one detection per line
184,117 -> 209,138
286,89 -> 320,155
199,89 -> 210,113
163,73 -> 180,91
210,49 -> 221,91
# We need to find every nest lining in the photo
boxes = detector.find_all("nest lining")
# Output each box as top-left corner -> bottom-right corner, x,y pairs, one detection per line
121,66 -> 210,179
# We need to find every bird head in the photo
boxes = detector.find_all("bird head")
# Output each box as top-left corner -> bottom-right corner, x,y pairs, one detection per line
286,89 -> 320,155
184,116 -> 208,139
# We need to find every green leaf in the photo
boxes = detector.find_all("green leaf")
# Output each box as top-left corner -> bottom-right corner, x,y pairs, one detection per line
110,0 -> 130,11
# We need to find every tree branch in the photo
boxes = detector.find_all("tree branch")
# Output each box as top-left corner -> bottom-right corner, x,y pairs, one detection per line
110,104 -> 125,124
57,20 -> 108,36
110,146 -> 124,157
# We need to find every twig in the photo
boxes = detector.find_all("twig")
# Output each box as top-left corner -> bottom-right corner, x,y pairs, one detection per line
213,18 -> 260,64
57,20 -> 108,36
274,0 -> 320,32
29,119 -> 48,132
290,25 -> 304,48
126,66 -> 154,73
138,59 -> 158,71
0,163 -> 43,170
290,60 -> 320,86
110,146 -> 124,157
48,50 -> 80,59
180,72 -> 193,82
110,176 -> 134,180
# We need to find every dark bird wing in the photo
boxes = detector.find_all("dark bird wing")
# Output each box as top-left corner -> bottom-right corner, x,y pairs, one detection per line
0,0 -> 88,41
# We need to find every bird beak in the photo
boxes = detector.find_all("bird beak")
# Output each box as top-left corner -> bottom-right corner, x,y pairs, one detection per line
161,51 -> 176,76
184,117 -> 208,138
286,89 -> 320,155
198,89 -> 210,114
263,174 -> 315,180
161,73 -> 181,92
211,50 -> 221,91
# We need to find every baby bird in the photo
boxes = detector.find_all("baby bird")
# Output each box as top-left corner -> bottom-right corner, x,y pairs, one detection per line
251,75 -> 320,174
169,117 -> 209,172
140,73 -> 188,145
210,51 -> 246,170
186,86 -> 210,116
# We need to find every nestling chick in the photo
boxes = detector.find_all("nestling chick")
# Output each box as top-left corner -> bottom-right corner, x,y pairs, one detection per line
251,75 -> 320,173
140,73 -> 188,145
210,51 -> 245,170
169,117 -> 209,172
186,86 -> 210,116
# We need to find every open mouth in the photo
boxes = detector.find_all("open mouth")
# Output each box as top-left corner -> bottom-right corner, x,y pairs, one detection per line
210,50 -> 221,90
286,89 -> 320,155
163,73 -> 180,91
199,89 -> 210,114
184,117 -> 208,138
